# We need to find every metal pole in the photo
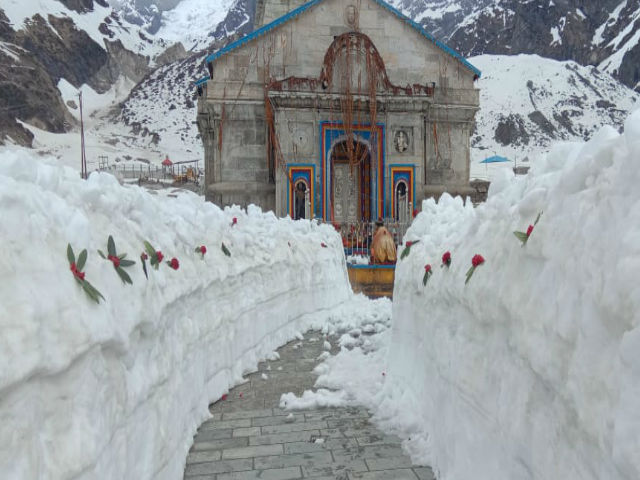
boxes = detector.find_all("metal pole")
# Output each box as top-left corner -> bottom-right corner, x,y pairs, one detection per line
78,91 -> 87,179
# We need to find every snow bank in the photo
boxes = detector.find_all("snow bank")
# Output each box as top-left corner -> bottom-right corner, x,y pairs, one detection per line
387,111 -> 640,479
0,149 -> 351,480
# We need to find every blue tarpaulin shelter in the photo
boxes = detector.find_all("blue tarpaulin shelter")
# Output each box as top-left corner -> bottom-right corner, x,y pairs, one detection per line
480,155 -> 510,164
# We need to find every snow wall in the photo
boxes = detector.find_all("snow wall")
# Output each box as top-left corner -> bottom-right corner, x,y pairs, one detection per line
0,151 -> 351,480
389,111 -> 640,479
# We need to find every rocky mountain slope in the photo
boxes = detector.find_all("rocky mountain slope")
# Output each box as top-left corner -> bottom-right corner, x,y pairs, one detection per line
0,0 -> 189,146
390,0 -> 640,92
469,54 -> 639,177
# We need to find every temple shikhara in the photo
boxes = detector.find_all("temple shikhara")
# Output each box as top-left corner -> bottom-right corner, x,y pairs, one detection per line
195,0 -> 481,224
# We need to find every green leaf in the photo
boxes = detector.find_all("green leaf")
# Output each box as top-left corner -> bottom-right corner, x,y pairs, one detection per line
74,276 -> 83,286
144,241 -> 156,257
119,259 -> 135,267
194,246 -> 201,253
513,231 -> 529,244
422,271 -> 430,286
118,253 -> 127,260
400,240 -> 420,260
83,281 -> 104,303
465,266 -> 475,285
221,242 -> 231,257
150,256 -> 158,266
107,235 -> 116,257
534,211 -> 543,226
116,267 -> 133,285
98,250 -> 106,259
141,259 -> 148,279
77,249 -> 87,271
67,244 -> 75,264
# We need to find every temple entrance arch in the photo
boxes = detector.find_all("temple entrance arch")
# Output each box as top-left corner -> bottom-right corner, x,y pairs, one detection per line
330,138 -> 371,224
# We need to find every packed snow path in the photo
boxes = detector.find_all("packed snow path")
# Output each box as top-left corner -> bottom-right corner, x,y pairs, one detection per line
184,330 -> 434,480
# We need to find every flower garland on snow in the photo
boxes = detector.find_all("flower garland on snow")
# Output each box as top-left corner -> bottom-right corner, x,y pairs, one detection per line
422,264 -> 432,286
98,235 -> 136,285
514,211 -> 543,246
465,254 -> 485,285
67,244 -> 104,303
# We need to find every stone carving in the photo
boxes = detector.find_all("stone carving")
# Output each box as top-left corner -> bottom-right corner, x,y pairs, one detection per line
344,5 -> 358,28
394,130 -> 409,153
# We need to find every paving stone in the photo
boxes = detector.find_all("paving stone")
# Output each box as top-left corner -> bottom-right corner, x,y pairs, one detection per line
301,459 -> 368,477
191,437 -> 249,452
333,445 -> 405,463
283,438 -> 358,454
199,419 -> 252,430
249,430 -> 320,446
216,467 -> 303,480
355,435 -> 402,447
222,444 -> 284,459
222,408 -> 274,420
366,456 -> 414,471
252,413 -> 305,427
233,427 -> 263,437
261,421 -> 328,435
413,467 -> 436,480
186,450 -> 222,464
254,451 -> 334,470
348,469 -> 419,480
195,429 -> 234,442
184,458 -> 253,476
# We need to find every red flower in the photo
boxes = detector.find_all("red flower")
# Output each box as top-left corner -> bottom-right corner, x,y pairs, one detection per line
321,242 -> 327,248
231,217 -> 237,226
169,258 -> 179,270
70,263 -> 85,281
108,255 -> 120,268
424,264 -> 432,273
141,252 -> 148,260
406,241 -> 413,247
472,254 -> 485,267
200,245 -> 207,255
156,251 -> 164,262
442,251 -> 451,265
526,224 -> 534,237
221,394 -> 228,401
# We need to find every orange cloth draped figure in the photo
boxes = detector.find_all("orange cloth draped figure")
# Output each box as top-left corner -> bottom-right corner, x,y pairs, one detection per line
371,221 -> 397,264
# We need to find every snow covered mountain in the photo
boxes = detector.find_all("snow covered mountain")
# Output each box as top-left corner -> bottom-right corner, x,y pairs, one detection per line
389,0 -> 640,92
470,54 -> 639,178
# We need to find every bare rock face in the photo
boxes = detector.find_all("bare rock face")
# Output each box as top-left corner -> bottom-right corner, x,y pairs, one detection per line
0,1 -> 156,146
155,42 -> 189,66
494,115 -> 529,147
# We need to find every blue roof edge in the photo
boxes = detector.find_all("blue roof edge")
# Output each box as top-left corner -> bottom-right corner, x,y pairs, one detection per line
371,0 -> 481,78
202,0 -> 480,78
205,0 -> 324,64
195,76 -> 209,86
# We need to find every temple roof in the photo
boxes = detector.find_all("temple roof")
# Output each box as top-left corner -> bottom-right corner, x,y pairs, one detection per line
198,0 -> 481,84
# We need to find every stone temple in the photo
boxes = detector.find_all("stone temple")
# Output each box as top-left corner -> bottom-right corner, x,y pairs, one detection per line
195,0 -> 480,223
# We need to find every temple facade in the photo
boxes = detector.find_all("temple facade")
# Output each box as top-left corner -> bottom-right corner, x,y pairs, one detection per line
195,0 -> 480,222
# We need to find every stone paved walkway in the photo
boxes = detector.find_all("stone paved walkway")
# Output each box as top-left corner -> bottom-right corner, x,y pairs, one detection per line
184,330 -> 435,480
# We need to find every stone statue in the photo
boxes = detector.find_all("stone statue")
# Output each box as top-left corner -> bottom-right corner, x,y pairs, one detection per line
345,5 -> 358,27
394,130 -> 409,153
371,220 -> 397,264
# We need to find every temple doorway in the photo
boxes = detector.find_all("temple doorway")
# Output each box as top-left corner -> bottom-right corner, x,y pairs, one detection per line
330,139 -> 371,223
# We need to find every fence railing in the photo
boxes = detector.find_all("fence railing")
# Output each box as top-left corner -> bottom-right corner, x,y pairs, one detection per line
95,164 -> 203,184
